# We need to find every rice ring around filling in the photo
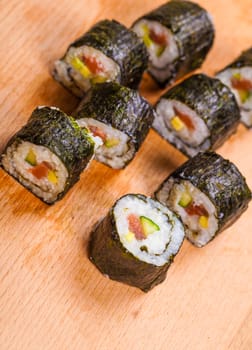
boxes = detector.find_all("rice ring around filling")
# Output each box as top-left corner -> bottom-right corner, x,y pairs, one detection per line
113,195 -> 184,266
133,19 -> 179,69
77,118 -> 135,169
65,46 -> 120,91
164,179 -> 218,247
155,99 -> 210,147
2,141 -> 68,202
216,67 -> 252,126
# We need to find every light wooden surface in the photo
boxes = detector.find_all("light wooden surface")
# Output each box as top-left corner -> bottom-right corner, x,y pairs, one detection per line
0,1 -> 252,349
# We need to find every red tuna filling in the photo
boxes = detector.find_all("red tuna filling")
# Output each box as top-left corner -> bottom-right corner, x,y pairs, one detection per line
82,56 -> 104,75
127,214 -> 146,240
173,107 -> 195,131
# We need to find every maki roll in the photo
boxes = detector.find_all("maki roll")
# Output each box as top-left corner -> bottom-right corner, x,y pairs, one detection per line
132,1 -> 214,87
153,74 -> 240,157
155,152 -> 251,247
1,107 -> 95,204
216,47 -> 252,128
74,82 -> 154,169
52,20 -> 148,98
89,194 -> 185,292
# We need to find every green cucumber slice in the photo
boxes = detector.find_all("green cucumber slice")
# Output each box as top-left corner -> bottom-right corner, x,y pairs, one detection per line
178,192 -> 192,207
25,149 -> 37,166
156,46 -> 165,57
71,57 -> 91,78
104,138 -> 119,148
238,89 -> 250,103
232,72 -> 241,80
140,216 -> 160,236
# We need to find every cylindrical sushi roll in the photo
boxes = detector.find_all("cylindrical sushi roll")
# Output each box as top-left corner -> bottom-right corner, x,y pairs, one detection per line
74,82 -> 155,169
52,19 -> 148,98
153,74 -> 241,157
216,47 -> 252,128
155,152 -> 251,247
132,1 -> 214,87
89,194 -> 185,292
1,107 -> 95,204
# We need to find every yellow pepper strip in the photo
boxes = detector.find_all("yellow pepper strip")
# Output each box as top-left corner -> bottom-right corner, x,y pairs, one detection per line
124,231 -> 135,242
141,24 -> 152,47
47,170 -> 58,184
171,116 -> 185,131
71,57 -> 91,78
199,215 -> 208,229
91,75 -> 107,84
232,72 -> 241,80
142,24 -> 150,35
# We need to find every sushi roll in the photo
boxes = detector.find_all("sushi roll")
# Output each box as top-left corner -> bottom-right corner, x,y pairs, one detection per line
216,47 -> 252,128
89,194 -> 185,292
153,74 -> 241,157
74,82 -> 155,169
1,107 -> 95,204
132,1 -> 214,87
155,152 -> 251,247
52,20 -> 148,98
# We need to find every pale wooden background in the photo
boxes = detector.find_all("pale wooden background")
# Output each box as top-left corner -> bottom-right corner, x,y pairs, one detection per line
0,1 -> 252,349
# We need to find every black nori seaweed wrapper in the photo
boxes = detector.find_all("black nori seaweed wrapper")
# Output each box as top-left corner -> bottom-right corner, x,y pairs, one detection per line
64,19 -> 148,90
89,194 -> 176,292
133,0 -> 214,87
156,74 -> 241,154
216,47 -> 252,129
1,107 -> 95,204
75,82 -> 155,165
155,151 -> 251,240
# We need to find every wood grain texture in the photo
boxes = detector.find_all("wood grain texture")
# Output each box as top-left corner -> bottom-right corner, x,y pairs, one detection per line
0,1 -> 252,349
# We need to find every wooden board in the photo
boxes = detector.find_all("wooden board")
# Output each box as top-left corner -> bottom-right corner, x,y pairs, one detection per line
0,1 -> 252,349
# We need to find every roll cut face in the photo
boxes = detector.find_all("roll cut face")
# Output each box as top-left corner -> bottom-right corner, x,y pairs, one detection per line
155,152 -> 251,247
52,20 -> 148,98
216,47 -> 252,128
89,194 -> 185,292
1,107 -> 95,204
153,74 -> 240,157
132,1 -> 214,87
75,82 -> 154,169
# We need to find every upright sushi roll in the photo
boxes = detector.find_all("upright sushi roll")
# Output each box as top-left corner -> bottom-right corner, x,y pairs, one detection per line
216,47 -> 252,128
52,20 -> 148,98
132,1 -> 214,87
89,194 -> 185,292
153,74 -> 241,157
74,82 -> 155,169
1,107 -> 95,204
155,152 -> 251,247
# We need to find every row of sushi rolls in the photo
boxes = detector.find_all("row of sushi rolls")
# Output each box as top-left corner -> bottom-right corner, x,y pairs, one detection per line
1,1 -> 252,292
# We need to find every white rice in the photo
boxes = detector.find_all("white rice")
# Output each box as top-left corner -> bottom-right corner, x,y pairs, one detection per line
133,19 -> 179,69
133,19 -> 179,83
156,178 -> 218,247
77,118 -> 135,169
53,60 -> 84,98
113,195 -> 184,266
53,46 -> 120,97
2,141 -> 68,203
216,67 -> 252,127
153,98 -> 210,157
